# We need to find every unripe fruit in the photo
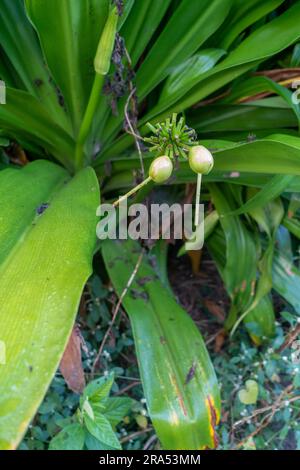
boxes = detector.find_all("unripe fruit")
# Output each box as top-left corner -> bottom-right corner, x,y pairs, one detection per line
149,155 -> 173,183
188,145 -> 214,174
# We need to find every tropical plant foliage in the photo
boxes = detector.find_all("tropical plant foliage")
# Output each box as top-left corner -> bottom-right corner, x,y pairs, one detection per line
1,0 -> 300,450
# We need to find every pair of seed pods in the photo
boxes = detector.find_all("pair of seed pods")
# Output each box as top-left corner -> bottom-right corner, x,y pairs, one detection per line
148,146 -> 214,229
113,146 -> 214,210
148,145 -> 214,183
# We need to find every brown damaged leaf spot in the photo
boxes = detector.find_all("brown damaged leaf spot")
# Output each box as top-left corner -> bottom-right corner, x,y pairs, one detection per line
160,336 -> 167,345
206,395 -> 220,448
240,280 -> 247,292
148,256 -> 158,270
34,78 -> 43,87
250,279 -> 256,297
137,275 -> 158,286
129,288 -> 149,301
60,325 -> 85,394
170,374 -> 188,417
184,361 -> 197,385
108,255 -> 128,269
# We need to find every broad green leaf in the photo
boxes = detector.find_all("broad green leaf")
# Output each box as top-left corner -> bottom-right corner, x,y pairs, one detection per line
0,161 -> 99,449
84,413 -> 121,449
85,431 -> 116,450
103,397 -> 134,427
102,239 -> 221,450
238,380 -> 259,405
25,0 -> 109,133
81,374 -> 114,405
49,424 -> 85,450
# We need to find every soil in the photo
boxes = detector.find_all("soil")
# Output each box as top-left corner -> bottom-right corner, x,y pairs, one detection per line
168,245 -> 229,342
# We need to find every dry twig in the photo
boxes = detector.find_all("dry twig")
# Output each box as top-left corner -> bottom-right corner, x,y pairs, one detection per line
120,427 -> 153,444
234,385 -> 299,448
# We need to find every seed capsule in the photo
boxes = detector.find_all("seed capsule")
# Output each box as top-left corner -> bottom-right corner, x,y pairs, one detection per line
149,156 -> 173,183
94,7 -> 119,75
188,145 -> 214,174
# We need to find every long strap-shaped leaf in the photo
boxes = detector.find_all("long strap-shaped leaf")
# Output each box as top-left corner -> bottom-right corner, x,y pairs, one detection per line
102,239 -> 220,450
208,184 -> 276,342
273,249 -> 300,315
0,161 -> 99,449
0,88 -> 75,171
25,0 -> 109,134
0,0 -> 70,129
97,134 -> 300,176
99,2 -> 300,157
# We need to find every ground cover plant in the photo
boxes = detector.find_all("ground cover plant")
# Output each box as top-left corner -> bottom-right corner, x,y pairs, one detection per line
1,0 -> 300,450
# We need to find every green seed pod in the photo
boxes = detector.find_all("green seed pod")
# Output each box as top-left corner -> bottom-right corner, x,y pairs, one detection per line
149,156 -> 173,183
94,7 -> 118,75
188,145 -> 214,175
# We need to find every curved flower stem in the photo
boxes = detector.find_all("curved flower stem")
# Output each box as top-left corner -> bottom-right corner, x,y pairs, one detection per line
113,176 -> 152,207
194,173 -> 202,227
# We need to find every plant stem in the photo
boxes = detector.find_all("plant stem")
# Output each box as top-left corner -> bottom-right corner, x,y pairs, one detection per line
75,6 -> 118,171
194,173 -> 202,227
113,176 -> 152,207
75,73 -> 104,171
